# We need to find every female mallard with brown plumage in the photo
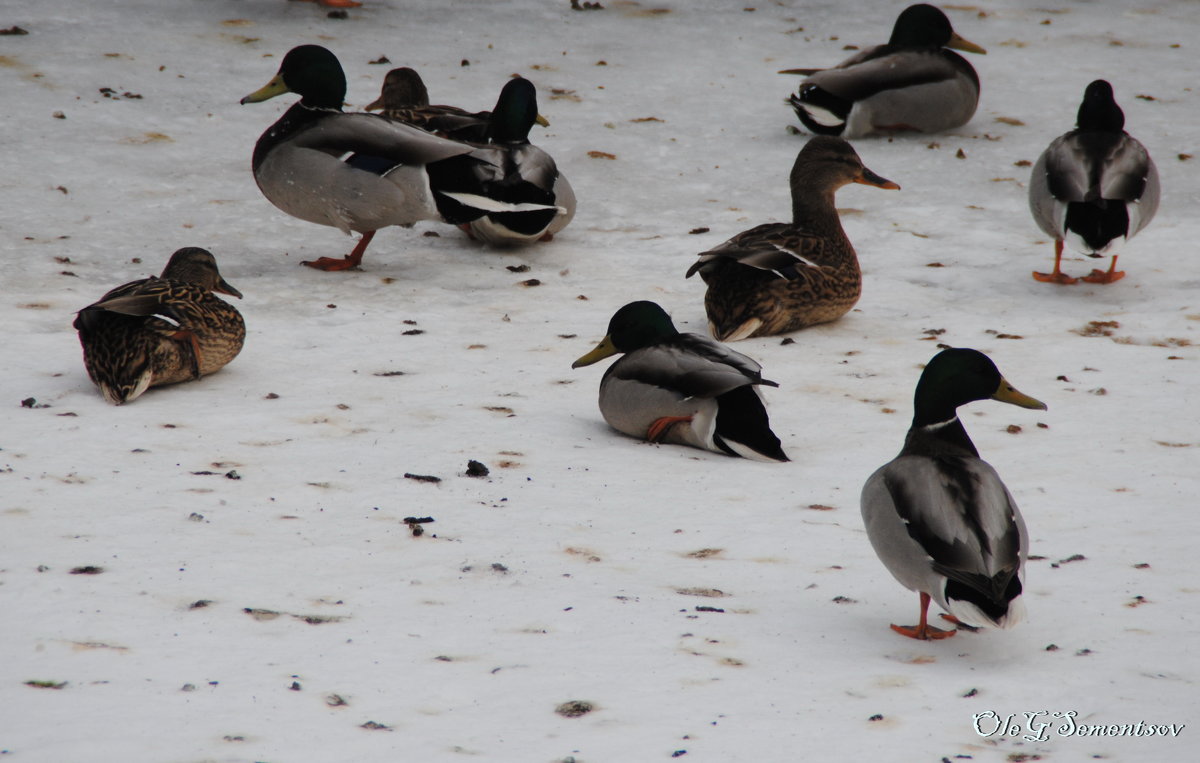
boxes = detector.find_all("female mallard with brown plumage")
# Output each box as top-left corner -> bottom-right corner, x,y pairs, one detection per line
74,247 -> 245,405
685,136 -> 898,341
365,67 -> 493,143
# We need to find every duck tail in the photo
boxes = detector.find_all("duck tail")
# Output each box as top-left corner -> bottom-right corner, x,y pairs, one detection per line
712,386 -> 789,462
1064,200 -> 1128,254
943,571 -> 1025,630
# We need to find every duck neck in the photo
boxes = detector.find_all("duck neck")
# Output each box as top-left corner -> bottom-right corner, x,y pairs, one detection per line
904,415 -> 979,458
789,183 -> 842,233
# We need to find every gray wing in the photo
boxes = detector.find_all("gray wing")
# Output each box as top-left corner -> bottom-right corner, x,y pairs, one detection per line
609,336 -> 773,400
1042,131 -> 1154,204
864,455 -> 1025,593
292,113 -> 475,165
803,48 -> 960,101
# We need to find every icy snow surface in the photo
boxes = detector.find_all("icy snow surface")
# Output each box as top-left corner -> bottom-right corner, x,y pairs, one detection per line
1,1 -> 1196,761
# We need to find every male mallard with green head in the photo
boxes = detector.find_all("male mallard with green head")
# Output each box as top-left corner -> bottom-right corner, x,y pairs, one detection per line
573,301 -> 788,462
861,348 -> 1046,640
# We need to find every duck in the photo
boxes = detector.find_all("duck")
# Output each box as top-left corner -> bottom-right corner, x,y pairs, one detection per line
427,75 -> 575,246
240,46 -> 567,270
571,301 -> 788,462
365,67 -> 550,144
365,67 -> 491,142
73,247 -> 245,405
1028,79 -> 1159,285
780,4 -> 986,138
860,348 -> 1046,640
685,136 -> 898,341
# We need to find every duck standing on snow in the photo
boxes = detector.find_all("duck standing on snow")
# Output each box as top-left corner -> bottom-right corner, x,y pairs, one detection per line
74,248 -> 245,405
1028,79 -> 1159,284
427,76 -> 575,246
240,45 -> 477,271
572,301 -> 788,462
780,4 -> 986,138
685,136 -> 898,341
365,67 -> 494,143
860,348 -> 1046,640
241,46 -> 569,269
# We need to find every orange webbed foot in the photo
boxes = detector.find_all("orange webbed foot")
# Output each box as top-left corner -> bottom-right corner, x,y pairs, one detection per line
302,256 -> 362,272
890,592 -> 956,640
890,622 -> 957,640
302,231 -> 373,271
1081,269 -> 1125,284
1032,270 -> 1078,285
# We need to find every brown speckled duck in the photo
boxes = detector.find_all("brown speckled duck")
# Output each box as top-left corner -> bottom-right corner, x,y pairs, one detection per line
74,248 -> 245,405
685,136 -> 898,341
365,67 -> 494,143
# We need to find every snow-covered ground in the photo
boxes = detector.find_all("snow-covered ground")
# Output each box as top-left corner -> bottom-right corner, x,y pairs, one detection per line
2,1 -> 1196,760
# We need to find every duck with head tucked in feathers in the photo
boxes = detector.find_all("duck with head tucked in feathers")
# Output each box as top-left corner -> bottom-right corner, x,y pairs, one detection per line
1028,79 -> 1159,285
860,348 -> 1046,640
780,4 -> 986,138
240,46 -> 569,270
572,301 -> 788,462
686,136 -> 898,341
74,247 -> 245,405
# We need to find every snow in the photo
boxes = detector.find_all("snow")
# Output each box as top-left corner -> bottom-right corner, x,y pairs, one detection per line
1,0 -> 1196,760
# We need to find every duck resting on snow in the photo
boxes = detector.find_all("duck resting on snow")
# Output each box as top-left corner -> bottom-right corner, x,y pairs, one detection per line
74,247 -> 245,405
860,348 -> 1046,640
1028,79 -> 1159,285
240,46 -> 570,270
572,301 -> 788,462
780,4 -> 986,138
685,136 -> 898,341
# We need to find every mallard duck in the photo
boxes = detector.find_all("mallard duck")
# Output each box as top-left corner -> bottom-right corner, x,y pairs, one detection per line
427,76 -> 575,246
365,67 -> 492,143
685,136 -> 898,341
240,45 -> 477,270
780,4 -> 986,138
241,46 -> 567,270
1028,79 -> 1159,285
860,348 -> 1046,640
572,301 -> 788,462
73,248 -> 245,405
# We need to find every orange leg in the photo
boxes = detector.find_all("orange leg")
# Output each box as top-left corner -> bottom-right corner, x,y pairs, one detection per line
646,415 -> 692,443
1033,240 -> 1077,284
1081,254 -> 1126,284
302,230 -> 374,272
458,223 -> 478,241
890,592 -> 957,640
538,232 -> 555,243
